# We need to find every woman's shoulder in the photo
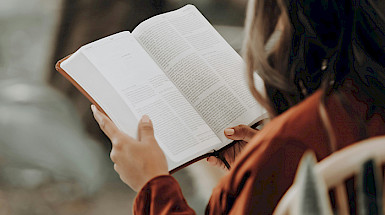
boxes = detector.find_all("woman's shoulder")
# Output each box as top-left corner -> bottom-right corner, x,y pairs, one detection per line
248,90 -> 327,153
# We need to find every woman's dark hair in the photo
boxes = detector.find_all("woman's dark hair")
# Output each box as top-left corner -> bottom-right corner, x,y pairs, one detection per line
244,0 -> 385,151
244,0 -> 385,118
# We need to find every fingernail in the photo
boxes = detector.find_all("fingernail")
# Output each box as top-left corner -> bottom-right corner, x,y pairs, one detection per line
141,115 -> 150,123
224,128 -> 234,135
91,104 -> 97,112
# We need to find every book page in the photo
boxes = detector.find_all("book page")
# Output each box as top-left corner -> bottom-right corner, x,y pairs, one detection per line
133,5 -> 266,145
61,31 -> 221,170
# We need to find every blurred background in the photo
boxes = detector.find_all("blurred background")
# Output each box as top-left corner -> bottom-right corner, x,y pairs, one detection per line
0,0 -> 247,214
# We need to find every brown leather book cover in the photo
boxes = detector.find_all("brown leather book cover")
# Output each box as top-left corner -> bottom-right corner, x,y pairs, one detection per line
55,55 -> 108,118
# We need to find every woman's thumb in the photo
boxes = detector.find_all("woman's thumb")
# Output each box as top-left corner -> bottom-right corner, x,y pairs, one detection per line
138,115 -> 155,142
224,125 -> 258,142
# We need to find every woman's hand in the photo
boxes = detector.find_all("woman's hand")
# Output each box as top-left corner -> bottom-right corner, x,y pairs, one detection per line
207,125 -> 259,170
91,105 -> 168,192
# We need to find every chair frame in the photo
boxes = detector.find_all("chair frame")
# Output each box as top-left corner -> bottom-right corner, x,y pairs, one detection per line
273,135 -> 385,215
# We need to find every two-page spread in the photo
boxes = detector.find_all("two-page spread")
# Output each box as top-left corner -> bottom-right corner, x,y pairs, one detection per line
56,5 -> 266,172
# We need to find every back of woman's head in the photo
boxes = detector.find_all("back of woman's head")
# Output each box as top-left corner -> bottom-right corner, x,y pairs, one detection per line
244,0 -> 385,117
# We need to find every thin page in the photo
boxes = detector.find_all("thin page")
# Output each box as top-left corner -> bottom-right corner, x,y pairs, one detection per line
132,5 -> 266,145
61,47 -> 138,137
63,31 -> 221,170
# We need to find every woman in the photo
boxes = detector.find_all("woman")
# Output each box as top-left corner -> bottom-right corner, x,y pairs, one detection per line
91,0 -> 385,214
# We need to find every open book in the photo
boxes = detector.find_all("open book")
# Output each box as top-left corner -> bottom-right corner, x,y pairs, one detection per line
55,4 -> 266,173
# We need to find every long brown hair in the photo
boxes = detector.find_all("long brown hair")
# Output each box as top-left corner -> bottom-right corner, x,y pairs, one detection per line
243,0 -> 340,153
243,0 -> 373,150
244,0 -> 293,117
